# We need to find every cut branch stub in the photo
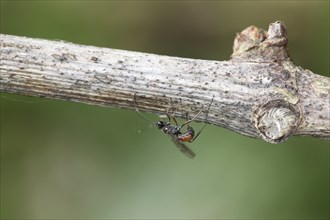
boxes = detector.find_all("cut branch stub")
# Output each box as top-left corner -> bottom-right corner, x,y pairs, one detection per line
253,100 -> 302,143
232,21 -> 289,62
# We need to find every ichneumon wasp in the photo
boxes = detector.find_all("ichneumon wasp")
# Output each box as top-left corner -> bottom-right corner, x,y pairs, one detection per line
133,93 -> 213,159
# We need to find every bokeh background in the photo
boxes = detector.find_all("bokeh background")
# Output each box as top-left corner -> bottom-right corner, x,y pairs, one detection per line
1,1 -> 329,219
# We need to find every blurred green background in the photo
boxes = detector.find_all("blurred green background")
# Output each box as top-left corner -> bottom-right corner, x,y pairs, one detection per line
1,1 -> 329,219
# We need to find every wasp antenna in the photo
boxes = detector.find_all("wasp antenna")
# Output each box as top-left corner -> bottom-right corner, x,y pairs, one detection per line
133,93 -> 155,126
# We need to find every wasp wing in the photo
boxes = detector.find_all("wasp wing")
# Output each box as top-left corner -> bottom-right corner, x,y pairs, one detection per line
167,133 -> 196,159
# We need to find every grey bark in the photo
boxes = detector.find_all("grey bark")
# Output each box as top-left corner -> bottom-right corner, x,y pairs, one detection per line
1,21 -> 329,143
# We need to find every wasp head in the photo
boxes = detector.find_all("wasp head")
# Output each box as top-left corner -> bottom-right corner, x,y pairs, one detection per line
156,121 -> 165,129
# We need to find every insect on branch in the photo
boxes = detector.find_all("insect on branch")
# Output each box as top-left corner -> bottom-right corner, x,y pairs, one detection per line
0,21 -> 329,144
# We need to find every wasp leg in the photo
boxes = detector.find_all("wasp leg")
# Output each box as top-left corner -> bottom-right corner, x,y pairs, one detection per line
180,107 -> 204,129
172,116 -> 179,126
169,98 -> 180,126
189,97 -> 214,142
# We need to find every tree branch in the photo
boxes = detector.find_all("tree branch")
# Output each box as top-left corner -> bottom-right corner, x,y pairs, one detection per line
1,21 -> 329,143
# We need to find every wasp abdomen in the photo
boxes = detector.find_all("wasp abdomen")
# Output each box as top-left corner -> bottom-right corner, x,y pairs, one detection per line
178,127 -> 195,142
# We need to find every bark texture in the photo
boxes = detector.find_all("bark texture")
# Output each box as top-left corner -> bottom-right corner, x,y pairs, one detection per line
1,21 -> 329,143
